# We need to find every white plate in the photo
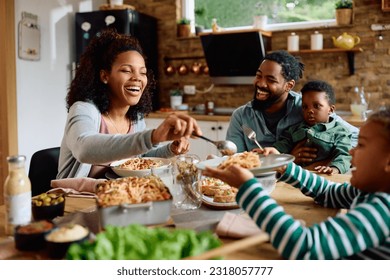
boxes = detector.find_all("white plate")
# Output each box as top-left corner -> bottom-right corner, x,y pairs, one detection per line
196,154 -> 295,176
110,157 -> 172,177
201,194 -> 239,210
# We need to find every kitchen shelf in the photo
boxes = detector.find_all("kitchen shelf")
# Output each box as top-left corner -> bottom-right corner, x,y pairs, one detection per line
164,55 -> 205,61
288,47 -> 363,75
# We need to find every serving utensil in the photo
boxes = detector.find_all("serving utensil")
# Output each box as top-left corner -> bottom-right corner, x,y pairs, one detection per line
192,133 -> 237,156
242,125 -> 264,151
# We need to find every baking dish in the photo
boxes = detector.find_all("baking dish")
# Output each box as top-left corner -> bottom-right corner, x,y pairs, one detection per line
96,176 -> 173,228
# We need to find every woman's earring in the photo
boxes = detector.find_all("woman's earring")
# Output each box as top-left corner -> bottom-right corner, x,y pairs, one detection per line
103,80 -> 107,84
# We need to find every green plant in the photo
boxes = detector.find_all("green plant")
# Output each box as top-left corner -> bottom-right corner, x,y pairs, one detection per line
195,6 -> 206,28
177,18 -> 191,25
169,89 -> 183,96
335,0 -> 353,9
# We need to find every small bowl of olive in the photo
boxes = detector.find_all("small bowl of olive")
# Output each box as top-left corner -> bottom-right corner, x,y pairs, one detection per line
32,192 -> 65,221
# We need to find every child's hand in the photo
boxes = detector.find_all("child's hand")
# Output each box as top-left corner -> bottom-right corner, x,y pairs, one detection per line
275,165 -> 287,175
314,166 -> 339,175
202,164 -> 254,188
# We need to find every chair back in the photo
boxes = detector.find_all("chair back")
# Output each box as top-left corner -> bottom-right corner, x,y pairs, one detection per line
28,147 -> 60,196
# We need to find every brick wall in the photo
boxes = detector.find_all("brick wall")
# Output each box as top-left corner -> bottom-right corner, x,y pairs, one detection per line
126,0 -> 390,111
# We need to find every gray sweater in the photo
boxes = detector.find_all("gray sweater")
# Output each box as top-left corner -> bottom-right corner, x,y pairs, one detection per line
57,101 -> 174,178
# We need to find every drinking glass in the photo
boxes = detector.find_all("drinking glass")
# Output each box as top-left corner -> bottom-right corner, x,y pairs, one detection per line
151,164 -> 174,194
173,154 -> 202,210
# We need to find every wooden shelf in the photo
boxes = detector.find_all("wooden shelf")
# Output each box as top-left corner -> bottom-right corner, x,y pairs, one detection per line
288,48 -> 363,75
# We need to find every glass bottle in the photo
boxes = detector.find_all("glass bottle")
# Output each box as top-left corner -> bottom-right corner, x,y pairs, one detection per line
211,18 -> 219,32
350,86 -> 368,118
3,155 -> 32,235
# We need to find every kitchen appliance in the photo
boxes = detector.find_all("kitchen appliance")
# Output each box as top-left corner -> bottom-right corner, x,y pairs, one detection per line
75,9 -> 159,109
199,30 -> 271,85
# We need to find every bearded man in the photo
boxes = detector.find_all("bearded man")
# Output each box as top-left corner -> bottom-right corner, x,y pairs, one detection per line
226,50 -> 358,165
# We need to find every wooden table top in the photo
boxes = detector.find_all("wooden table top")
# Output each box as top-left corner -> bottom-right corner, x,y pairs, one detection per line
0,173 -> 351,260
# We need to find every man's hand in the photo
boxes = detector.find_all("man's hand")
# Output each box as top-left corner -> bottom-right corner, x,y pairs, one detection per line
291,139 -> 317,165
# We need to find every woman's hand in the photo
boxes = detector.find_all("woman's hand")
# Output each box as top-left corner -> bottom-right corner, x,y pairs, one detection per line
170,137 -> 190,155
202,164 -> 254,188
152,113 -> 202,144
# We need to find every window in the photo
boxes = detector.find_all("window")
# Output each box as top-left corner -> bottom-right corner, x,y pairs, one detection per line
183,0 -> 339,32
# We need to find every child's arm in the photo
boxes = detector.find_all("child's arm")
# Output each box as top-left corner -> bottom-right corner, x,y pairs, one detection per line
236,174 -> 390,259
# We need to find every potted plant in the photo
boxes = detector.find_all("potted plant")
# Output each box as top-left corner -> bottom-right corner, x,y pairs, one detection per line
335,0 -> 353,25
177,18 -> 191,38
253,1 -> 272,29
169,89 -> 183,109
194,6 -> 206,35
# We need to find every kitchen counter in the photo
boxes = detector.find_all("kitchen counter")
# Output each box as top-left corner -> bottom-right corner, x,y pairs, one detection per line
147,111 -> 231,122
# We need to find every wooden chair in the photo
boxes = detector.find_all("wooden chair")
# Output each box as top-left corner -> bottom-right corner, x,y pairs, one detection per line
28,147 -> 60,196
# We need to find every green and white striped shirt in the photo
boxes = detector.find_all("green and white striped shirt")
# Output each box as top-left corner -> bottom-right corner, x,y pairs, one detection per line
236,162 -> 390,259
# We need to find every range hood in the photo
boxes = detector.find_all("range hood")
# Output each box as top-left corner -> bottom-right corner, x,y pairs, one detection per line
200,30 -> 271,85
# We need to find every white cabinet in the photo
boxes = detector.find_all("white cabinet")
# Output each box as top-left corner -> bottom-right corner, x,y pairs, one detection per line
189,120 -> 229,161
145,118 -> 229,161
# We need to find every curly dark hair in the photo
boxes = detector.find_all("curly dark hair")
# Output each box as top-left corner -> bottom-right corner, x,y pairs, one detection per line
301,80 -> 336,105
66,29 -> 156,121
368,105 -> 390,141
263,50 -> 305,82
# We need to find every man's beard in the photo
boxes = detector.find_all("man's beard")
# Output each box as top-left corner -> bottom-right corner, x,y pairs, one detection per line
251,88 -> 279,111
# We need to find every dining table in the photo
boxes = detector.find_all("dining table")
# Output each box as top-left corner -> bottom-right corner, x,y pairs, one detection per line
0,172 -> 351,260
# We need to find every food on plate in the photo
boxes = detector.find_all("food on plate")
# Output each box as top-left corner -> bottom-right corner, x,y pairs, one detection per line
45,224 -> 89,243
217,151 -> 261,170
199,177 -> 238,203
96,176 -> 172,207
118,158 -> 163,170
32,192 -> 65,207
213,188 -> 238,203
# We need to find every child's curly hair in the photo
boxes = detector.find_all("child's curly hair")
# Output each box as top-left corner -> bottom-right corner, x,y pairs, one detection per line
66,29 -> 156,121
368,106 -> 390,141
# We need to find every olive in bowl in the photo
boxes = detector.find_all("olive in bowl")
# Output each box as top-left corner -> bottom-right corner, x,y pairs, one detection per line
45,224 -> 90,259
14,220 -> 55,251
32,193 -> 65,221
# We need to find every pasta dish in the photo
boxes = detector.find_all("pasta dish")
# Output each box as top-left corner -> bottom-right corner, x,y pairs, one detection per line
199,177 -> 238,203
217,151 -> 261,170
96,176 -> 172,207
118,158 -> 163,170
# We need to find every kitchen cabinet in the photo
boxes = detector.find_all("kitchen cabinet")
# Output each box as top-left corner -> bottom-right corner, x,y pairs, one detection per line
145,118 -> 229,161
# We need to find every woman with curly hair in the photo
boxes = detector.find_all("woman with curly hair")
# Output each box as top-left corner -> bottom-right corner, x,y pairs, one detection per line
57,29 -> 201,178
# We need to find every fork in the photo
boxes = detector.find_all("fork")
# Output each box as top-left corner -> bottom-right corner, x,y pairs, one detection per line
242,125 -> 264,151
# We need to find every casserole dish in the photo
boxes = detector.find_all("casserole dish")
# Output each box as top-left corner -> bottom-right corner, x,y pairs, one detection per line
96,176 -> 172,228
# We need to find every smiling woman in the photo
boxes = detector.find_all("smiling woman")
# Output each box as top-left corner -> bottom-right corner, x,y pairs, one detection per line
57,29 -> 202,179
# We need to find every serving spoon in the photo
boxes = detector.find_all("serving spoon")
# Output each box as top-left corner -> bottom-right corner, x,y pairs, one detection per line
192,133 -> 237,156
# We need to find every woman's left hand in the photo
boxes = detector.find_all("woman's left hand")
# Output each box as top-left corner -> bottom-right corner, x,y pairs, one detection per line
170,137 -> 190,155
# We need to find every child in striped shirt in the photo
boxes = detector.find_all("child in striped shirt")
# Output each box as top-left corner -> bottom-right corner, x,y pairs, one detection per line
202,107 -> 390,259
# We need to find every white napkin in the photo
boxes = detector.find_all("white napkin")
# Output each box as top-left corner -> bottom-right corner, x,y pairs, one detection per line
215,212 -> 263,239
50,177 -> 106,195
